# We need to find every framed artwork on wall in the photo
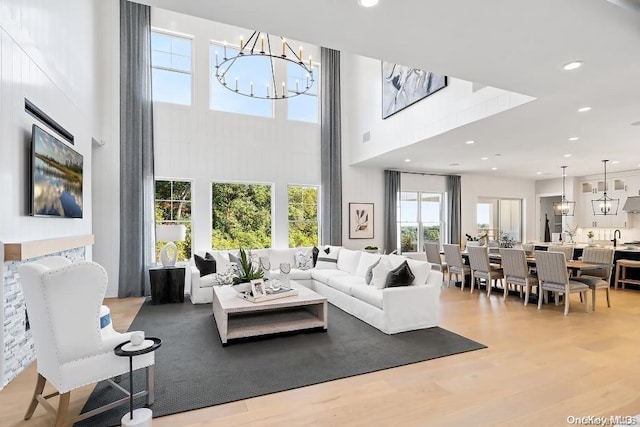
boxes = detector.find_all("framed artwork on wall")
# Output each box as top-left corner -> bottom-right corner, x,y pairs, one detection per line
349,203 -> 374,239
381,62 -> 447,119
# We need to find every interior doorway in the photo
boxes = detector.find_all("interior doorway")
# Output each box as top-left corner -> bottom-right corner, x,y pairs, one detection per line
539,196 -> 562,241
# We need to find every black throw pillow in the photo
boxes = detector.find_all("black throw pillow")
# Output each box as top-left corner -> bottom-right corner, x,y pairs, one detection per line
385,260 -> 415,288
312,246 -> 320,267
194,253 -> 216,277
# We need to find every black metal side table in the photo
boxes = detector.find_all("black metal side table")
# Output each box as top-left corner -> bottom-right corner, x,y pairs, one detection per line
114,337 -> 161,426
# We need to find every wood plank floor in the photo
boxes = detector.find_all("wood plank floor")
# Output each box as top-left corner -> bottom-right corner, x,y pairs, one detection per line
2,284 -> 640,426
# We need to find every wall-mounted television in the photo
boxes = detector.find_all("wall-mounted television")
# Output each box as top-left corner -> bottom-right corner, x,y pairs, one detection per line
31,124 -> 83,218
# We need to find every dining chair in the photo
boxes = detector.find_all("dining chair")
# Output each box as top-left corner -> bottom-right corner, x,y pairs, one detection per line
499,248 -> 538,305
18,256 -> 155,426
547,244 -> 574,261
443,244 -> 470,291
521,243 -> 535,256
467,245 -> 504,296
574,247 -> 614,310
535,250 -> 589,315
424,241 -> 447,275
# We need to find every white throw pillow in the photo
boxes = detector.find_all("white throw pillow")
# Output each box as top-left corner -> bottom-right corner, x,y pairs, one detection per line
294,249 -> 313,270
371,257 -> 393,289
355,252 -> 381,278
315,246 -> 341,270
337,249 -> 362,275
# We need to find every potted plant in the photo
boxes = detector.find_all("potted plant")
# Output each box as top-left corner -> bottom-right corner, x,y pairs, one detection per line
364,245 -> 379,254
587,231 -> 594,243
232,248 -> 263,292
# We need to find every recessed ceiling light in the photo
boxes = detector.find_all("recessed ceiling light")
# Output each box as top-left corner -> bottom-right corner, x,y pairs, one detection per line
578,106 -> 592,112
563,61 -> 583,71
481,157 -> 488,160
404,158 -> 411,162
568,137 -> 579,141
536,172 -> 543,175
465,140 -> 475,145
611,160 -> 620,164
563,154 -> 572,158
491,167 -> 498,171
358,0 -> 380,7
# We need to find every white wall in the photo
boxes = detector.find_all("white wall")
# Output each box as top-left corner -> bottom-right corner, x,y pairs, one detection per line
93,7 -> 322,296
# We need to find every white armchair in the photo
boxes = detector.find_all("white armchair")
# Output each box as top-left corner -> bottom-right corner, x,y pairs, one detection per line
18,256 -> 155,426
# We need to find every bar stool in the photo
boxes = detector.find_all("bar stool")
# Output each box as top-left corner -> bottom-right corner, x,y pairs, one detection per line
614,259 -> 640,289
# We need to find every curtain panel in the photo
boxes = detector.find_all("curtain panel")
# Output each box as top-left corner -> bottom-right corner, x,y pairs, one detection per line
384,170 -> 401,254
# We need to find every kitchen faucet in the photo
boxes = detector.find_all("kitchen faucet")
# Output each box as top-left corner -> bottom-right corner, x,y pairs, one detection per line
612,229 -> 621,247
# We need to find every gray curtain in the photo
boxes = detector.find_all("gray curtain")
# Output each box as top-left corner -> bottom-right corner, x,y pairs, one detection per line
119,0 -> 155,297
320,47 -> 342,246
384,170 -> 401,254
447,175 -> 461,245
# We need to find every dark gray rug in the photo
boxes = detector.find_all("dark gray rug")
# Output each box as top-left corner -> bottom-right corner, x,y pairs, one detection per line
76,299 -> 485,426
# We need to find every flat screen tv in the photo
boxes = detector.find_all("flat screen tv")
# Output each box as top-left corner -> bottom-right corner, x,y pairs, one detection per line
31,124 -> 83,218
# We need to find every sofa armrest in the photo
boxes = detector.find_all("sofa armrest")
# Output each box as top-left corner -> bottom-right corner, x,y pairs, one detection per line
190,265 -> 201,293
382,284 -> 440,329
426,270 -> 443,285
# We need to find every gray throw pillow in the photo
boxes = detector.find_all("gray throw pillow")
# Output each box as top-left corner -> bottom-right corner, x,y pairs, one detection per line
228,252 -> 242,269
365,258 -> 380,285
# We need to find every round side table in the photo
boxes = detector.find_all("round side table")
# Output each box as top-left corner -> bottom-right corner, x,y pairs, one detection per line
114,337 -> 162,427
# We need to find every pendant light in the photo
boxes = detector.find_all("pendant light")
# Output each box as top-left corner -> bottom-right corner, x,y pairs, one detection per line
553,166 -> 575,216
591,159 -> 619,215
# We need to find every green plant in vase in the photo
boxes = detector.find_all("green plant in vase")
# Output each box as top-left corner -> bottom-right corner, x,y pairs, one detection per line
232,247 -> 263,286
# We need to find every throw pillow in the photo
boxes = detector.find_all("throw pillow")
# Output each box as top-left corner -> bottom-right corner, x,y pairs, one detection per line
312,246 -> 320,266
371,258 -> 393,289
385,260 -> 415,288
194,253 -> 216,277
294,249 -> 313,270
315,246 -> 340,270
365,258 -> 380,285
228,252 -> 242,269
211,264 -> 236,286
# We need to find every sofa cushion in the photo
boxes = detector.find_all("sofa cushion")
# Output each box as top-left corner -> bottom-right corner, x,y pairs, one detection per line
311,268 -> 349,283
406,258 -> 429,285
315,246 -> 341,269
270,268 -> 312,280
337,249 -> 362,275
199,274 -> 216,288
211,251 -> 231,271
365,258 -> 380,285
312,246 -> 320,266
268,248 -> 296,268
350,285 -> 383,309
194,253 -> 216,276
355,252 -> 381,278
386,253 -> 409,269
385,260 -> 415,288
327,275 -> 365,295
371,257 -> 393,290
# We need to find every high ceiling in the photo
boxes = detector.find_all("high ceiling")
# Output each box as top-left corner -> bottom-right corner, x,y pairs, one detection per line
140,0 -> 640,178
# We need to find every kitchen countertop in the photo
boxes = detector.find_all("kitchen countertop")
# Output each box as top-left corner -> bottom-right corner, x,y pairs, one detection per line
532,242 -> 640,252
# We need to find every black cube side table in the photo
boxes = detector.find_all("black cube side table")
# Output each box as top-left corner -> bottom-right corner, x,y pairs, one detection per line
149,266 -> 185,304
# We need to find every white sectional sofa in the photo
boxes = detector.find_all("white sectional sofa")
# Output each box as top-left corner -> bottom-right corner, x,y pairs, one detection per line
190,247 -> 442,334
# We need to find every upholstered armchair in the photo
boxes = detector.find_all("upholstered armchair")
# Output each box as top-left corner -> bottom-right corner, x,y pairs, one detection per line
18,256 -> 155,426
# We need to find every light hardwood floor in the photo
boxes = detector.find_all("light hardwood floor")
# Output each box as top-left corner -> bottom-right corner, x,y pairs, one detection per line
2,285 -> 640,426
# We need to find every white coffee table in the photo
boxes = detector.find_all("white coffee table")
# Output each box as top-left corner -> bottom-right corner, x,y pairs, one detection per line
212,282 -> 327,345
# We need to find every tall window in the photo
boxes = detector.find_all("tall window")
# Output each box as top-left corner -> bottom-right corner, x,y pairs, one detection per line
288,185 -> 319,247
287,63 -> 319,123
151,31 -> 192,105
476,197 -> 523,242
155,180 -> 192,261
399,192 -> 445,252
212,182 -> 272,249
210,44 -> 273,118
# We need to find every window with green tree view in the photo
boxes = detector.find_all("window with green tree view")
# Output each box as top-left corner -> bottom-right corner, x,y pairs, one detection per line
155,180 -> 192,261
399,192 -> 446,253
288,185 -> 319,247
212,182 -> 272,249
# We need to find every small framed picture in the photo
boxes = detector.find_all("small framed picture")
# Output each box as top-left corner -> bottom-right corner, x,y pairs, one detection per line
349,203 -> 374,239
250,279 -> 266,298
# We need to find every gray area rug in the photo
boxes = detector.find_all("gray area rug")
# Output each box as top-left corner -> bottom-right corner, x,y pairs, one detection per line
76,299 -> 486,426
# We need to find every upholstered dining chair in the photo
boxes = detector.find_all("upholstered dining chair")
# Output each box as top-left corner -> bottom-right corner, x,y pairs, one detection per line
547,244 -> 575,261
443,244 -> 470,291
467,245 -> 504,296
18,256 -> 155,427
424,241 -> 447,275
574,247 -> 614,310
499,248 -> 538,305
535,250 -> 589,315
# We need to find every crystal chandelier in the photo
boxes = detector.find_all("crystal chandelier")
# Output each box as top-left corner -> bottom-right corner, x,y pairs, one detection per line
591,159 -> 619,215
214,31 -> 315,100
553,166 -> 575,216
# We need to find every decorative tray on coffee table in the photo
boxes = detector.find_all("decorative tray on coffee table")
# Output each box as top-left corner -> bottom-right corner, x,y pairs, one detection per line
236,288 -> 298,303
